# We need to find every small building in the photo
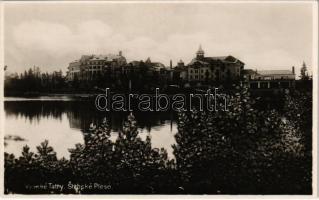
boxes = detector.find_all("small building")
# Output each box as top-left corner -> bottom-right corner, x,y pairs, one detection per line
244,67 -> 296,91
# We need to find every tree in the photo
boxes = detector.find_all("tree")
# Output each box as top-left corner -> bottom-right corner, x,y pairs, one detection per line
300,62 -> 310,80
68,113 -> 175,194
173,85 -> 309,194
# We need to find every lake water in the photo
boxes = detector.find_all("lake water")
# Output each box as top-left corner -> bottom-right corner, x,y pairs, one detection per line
4,97 -> 178,159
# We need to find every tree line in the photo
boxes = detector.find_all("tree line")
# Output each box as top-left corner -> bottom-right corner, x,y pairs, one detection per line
4,67 -> 66,96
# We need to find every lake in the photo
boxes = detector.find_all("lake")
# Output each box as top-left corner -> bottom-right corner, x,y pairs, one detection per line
4,97 -> 178,159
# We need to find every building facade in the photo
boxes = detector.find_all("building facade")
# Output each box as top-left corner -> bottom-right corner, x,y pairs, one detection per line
243,67 -> 296,90
67,51 -> 127,81
183,46 -> 244,83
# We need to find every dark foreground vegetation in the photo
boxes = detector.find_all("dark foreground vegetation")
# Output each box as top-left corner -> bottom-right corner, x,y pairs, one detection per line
4,86 -> 312,194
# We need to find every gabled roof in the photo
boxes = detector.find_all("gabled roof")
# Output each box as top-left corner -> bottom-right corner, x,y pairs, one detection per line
188,55 -> 244,66
203,55 -> 243,64
188,59 -> 210,66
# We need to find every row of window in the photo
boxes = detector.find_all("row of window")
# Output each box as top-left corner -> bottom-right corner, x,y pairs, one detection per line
190,75 -> 207,79
88,66 -> 104,70
190,69 -> 208,73
189,74 -> 234,80
189,68 -> 240,74
89,61 -> 105,65
250,81 -> 291,89
254,76 -> 292,80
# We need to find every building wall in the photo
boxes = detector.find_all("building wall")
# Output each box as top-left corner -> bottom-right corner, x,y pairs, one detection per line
187,66 -> 212,81
67,53 -> 127,81
253,74 -> 295,80
186,62 -> 242,82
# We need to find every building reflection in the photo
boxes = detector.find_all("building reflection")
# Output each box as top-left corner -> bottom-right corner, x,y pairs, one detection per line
5,100 -> 176,134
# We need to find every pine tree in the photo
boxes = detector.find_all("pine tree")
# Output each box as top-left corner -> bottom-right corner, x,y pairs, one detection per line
173,85 -> 307,193
300,62 -> 310,80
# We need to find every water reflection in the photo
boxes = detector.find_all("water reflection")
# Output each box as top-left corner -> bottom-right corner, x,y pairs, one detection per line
4,100 -> 177,159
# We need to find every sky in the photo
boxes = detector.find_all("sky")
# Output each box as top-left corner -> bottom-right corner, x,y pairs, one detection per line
3,2 -> 315,77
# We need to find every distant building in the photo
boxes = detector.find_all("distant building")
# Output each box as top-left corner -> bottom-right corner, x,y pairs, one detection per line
52,70 -> 63,78
124,57 -> 167,77
171,59 -> 187,82
144,57 -> 166,72
67,51 -> 126,81
182,45 -> 244,83
244,67 -> 296,90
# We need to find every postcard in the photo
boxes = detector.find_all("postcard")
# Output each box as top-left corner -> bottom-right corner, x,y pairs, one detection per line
1,0 -> 317,197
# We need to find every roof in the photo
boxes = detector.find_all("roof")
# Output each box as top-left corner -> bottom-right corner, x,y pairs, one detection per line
128,61 -> 141,66
153,62 -> 165,68
257,70 -> 293,75
77,54 -> 125,63
242,69 -> 258,75
188,55 -> 244,66
203,55 -> 242,64
178,59 -> 184,64
188,59 -> 210,66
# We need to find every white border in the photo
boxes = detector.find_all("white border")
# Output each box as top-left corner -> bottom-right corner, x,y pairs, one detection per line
0,1 -> 318,199
312,0 -> 318,198
0,0 -> 5,197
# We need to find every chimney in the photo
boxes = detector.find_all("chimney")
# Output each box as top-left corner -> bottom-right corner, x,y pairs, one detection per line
119,51 -> 122,56
170,60 -> 172,69
292,66 -> 295,74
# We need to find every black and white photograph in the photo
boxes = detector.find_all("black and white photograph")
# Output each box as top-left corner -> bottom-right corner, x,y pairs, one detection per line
1,0 -> 317,196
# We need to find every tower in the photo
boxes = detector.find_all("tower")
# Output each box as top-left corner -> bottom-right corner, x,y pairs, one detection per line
178,59 -> 184,67
196,45 -> 205,59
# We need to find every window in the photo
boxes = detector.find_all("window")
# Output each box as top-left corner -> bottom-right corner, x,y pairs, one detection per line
264,76 -> 272,80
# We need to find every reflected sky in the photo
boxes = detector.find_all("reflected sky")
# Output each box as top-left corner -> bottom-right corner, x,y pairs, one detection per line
4,99 -> 177,159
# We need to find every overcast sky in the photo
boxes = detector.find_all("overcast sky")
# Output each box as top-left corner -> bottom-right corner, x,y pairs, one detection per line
4,2 -> 314,76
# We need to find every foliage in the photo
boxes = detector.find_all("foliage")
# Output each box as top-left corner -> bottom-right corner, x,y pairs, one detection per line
173,86 -> 311,194
300,62 -> 310,80
5,114 -> 176,194
4,67 -> 66,95
4,86 -> 312,194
